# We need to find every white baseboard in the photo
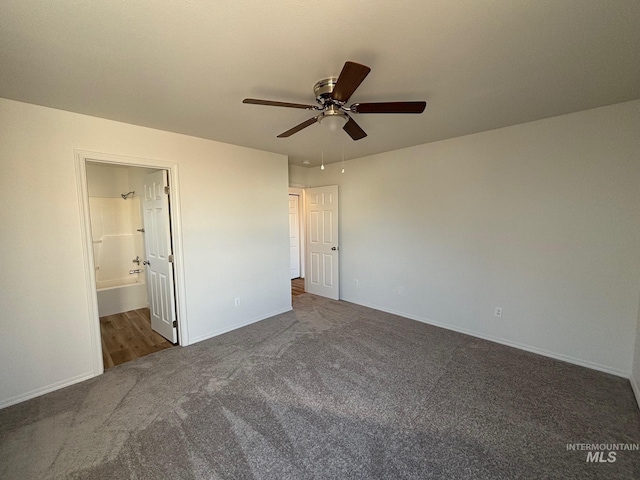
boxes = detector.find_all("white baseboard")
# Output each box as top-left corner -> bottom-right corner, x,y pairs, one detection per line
189,307 -> 293,345
348,298 -> 630,378
4,304 -> 633,411
1,307 -> 293,410
0,371 -> 96,410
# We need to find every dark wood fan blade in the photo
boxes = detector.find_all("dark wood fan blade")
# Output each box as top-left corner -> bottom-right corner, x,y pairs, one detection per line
243,98 -> 316,110
352,101 -> 427,114
277,116 -> 319,137
343,116 -> 367,141
331,61 -> 371,103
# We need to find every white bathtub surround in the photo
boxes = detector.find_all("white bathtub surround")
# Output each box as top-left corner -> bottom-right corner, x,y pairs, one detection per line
87,169 -> 149,316
89,196 -> 145,285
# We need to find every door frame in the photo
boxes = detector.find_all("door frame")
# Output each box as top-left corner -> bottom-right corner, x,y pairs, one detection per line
75,150 -> 189,376
289,187 -> 305,279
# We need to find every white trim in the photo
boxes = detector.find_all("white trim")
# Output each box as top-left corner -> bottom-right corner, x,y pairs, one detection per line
189,307 -> 292,345
75,157 -> 104,376
288,187 -> 305,279
0,372 -> 95,410
75,150 -> 190,378
347,298 -> 631,378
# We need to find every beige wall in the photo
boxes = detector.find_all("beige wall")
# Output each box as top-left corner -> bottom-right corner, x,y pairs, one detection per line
0,98 -> 291,408
307,100 -> 640,377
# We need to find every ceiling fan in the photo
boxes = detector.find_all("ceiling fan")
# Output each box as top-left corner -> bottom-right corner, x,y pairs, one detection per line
243,61 -> 426,141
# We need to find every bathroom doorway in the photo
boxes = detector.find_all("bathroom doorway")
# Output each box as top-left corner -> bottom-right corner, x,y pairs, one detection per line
87,163 -> 150,317
289,187 -> 305,298
76,151 -> 187,375
85,162 -> 176,368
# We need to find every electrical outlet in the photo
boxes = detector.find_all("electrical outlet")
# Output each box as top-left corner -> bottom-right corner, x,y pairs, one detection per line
354,279 -> 359,286
234,298 -> 241,307
494,307 -> 503,318
398,286 -> 405,296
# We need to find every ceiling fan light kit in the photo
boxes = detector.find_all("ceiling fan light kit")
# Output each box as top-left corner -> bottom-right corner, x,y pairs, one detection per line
317,106 -> 348,131
243,61 -> 427,141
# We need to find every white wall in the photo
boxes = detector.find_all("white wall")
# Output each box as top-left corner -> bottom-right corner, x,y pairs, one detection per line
0,98 -> 291,408
288,164 -> 310,188
307,100 -> 640,376
85,162 -> 131,198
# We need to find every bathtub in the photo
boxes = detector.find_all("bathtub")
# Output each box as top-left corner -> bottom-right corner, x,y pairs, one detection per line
96,275 -> 148,317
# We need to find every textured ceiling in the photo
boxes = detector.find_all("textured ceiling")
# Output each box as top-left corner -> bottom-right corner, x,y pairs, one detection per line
1,1 -> 639,167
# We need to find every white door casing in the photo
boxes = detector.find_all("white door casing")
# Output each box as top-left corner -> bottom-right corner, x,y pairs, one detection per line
289,194 -> 301,279
143,170 -> 178,343
305,185 -> 339,300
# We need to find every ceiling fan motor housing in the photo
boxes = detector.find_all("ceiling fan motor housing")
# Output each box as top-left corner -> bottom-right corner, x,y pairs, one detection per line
314,78 -> 349,127
314,78 -> 340,106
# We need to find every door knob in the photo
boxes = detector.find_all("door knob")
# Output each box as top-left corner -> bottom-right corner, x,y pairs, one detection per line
143,260 -> 151,266
331,246 -> 339,251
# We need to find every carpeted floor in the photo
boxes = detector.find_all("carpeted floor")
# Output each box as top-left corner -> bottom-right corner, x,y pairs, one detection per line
1,294 -> 639,479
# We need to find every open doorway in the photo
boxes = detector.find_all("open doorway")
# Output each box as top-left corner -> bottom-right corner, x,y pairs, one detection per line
76,151 -> 187,375
289,188 -> 305,297
85,162 -> 176,368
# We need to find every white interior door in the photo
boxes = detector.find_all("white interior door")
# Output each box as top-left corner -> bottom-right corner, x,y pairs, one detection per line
305,185 -> 339,300
143,170 -> 177,343
289,194 -> 301,279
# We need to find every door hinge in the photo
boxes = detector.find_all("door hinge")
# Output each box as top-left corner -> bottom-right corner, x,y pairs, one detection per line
172,320 -> 177,328
164,185 -> 170,195
168,254 -> 174,263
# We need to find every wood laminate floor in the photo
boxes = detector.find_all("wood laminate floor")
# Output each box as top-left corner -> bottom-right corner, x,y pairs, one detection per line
100,308 -> 175,369
292,277 -> 305,296
102,283 -> 304,369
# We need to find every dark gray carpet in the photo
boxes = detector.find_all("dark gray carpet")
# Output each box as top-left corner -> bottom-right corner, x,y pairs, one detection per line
1,294 -> 639,479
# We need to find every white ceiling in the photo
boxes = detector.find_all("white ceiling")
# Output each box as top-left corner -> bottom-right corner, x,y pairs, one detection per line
1,1 -> 639,167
